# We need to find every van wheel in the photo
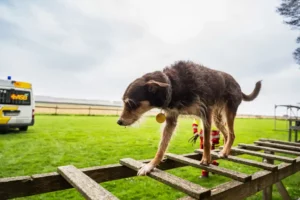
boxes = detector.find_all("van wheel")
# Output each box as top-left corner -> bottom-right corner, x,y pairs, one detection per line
19,126 -> 28,131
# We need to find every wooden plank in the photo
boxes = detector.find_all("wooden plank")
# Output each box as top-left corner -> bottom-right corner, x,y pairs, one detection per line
120,158 -> 211,199
195,149 -> 278,171
201,157 -> 300,200
0,153 -> 201,200
275,181 -> 291,200
259,138 -> 300,147
262,150 -> 274,200
238,143 -> 300,156
57,165 -> 118,200
166,153 -> 251,182
230,148 -> 295,163
254,141 -> 300,152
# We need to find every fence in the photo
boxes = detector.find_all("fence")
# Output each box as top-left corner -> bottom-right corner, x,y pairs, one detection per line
35,102 -> 289,119
35,103 -> 159,116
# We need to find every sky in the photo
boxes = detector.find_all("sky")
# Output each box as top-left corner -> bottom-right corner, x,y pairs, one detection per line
0,0 -> 299,116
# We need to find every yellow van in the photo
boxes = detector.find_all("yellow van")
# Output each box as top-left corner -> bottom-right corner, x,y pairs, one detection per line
0,77 -> 35,131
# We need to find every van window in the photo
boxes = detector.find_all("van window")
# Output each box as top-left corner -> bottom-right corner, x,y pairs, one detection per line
0,88 -> 31,105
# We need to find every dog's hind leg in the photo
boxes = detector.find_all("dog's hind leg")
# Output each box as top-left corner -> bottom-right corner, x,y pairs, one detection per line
213,112 -> 228,158
213,109 -> 228,145
219,105 -> 237,157
200,109 -> 212,165
137,113 -> 178,176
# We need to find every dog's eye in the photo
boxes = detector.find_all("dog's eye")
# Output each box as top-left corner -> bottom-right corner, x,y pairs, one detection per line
126,100 -> 139,110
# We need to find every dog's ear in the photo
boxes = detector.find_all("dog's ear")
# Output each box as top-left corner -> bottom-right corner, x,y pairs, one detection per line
146,80 -> 169,93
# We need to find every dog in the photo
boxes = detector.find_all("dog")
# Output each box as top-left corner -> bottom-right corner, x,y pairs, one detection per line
117,61 -> 262,176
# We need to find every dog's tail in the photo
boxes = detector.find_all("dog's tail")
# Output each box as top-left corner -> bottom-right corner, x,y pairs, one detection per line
242,80 -> 262,101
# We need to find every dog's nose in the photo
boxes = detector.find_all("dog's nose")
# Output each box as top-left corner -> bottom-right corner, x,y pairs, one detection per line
117,119 -> 123,126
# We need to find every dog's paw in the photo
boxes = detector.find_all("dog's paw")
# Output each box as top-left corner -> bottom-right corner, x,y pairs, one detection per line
137,163 -> 155,176
218,150 -> 229,158
200,157 -> 211,165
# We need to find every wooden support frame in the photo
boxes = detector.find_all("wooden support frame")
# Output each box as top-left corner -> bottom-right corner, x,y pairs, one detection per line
0,138 -> 299,200
0,153 -> 201,199
120,158 -> 211,199
178,155 -> 300,200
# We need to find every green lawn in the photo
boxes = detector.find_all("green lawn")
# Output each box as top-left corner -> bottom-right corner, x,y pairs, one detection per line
0,115 -> 299,200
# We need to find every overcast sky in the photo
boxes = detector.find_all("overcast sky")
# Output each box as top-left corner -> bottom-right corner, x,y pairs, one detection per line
0,0 -> 299,116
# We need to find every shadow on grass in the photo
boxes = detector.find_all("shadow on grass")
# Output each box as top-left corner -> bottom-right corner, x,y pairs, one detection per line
0,128 -> 25,134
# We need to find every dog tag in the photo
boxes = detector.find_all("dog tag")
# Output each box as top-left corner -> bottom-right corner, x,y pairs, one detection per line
156,113 -> 166,123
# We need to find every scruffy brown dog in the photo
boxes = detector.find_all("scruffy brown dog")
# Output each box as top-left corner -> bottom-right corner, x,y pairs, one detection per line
117,61 -> 262,176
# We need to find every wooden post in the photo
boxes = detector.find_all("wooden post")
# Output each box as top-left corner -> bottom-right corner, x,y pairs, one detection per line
261,150 -> 292,200
275,181 -> 291,200
55,105 -> 58,115
88,107 -> 91,116
262,150 -> 274,200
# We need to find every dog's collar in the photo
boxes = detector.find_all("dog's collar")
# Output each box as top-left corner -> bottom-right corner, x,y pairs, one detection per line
161,72 -> 172,109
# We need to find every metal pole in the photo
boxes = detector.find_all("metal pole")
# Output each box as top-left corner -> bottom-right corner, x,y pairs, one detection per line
286,107 -> 288,130
274,105 -> 277,130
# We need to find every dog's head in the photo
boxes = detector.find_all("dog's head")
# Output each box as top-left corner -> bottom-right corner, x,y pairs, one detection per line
117,72 -> 170,126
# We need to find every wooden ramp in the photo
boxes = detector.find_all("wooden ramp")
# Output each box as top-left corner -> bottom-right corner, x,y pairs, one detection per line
1,138 -> 300,200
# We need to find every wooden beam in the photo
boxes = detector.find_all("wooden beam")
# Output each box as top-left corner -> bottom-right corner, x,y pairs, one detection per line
230,148 -> 295,163
200,157 -> 300,200
254,141 -> 300,152
166,153 -> 251,182
57,165 -> 118,200
120,158 -> 211,199
275,181 -> 291,200
259,138 -> 300,147
262,150 -> 274,200
238,143 -> 300,156
0,153 -> 201,200
195,149 -> 278,172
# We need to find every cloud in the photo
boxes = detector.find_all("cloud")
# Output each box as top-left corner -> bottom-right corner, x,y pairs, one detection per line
0,0 -> 299,115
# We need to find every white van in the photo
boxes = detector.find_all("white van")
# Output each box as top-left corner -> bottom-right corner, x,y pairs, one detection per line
0,77 -> 35,131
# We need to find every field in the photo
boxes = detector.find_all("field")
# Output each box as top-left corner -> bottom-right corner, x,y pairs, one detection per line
0,115 -> 299,200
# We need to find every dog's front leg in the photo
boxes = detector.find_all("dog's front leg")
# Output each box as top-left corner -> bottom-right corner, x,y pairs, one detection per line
137,114 -> 178,176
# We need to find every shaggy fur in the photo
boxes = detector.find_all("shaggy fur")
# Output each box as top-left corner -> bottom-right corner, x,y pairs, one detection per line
117,61 -> 262,176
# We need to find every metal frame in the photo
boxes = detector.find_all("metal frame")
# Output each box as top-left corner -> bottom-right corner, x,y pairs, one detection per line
273,104 -> 300,131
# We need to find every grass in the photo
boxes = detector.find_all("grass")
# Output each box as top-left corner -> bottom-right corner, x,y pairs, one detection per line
0,115 -> 299,200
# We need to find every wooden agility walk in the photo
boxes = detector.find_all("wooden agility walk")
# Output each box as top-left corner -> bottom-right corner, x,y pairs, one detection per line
1,138 -> 300,200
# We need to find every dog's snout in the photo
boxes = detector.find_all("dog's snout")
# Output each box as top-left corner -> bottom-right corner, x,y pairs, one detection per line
117,119 -> 123,126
